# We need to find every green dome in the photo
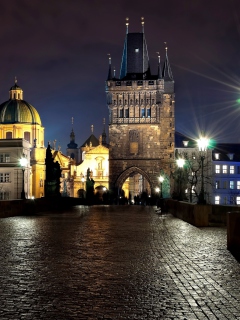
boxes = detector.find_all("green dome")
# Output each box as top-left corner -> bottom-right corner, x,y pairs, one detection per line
0,99 -> 42,125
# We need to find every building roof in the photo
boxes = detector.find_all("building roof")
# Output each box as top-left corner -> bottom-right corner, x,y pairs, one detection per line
81,134 -> 99,148
0,99 -> 42,125
0,81 -> 42,125
212,143 -> 240,161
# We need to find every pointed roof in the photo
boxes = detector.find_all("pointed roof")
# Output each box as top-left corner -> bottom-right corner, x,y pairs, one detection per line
67,128 -> 78,149
81,134 -> 99,148
157,53 -> 162,79
162,46 -> 173,80
120,18 -> 150,79
107,54 -> 112,80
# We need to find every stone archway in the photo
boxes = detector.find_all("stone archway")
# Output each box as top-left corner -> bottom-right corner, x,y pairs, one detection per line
115,166 -> 152,190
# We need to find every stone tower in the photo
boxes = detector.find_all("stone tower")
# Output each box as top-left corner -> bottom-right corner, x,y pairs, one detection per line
106,18 -> 175,197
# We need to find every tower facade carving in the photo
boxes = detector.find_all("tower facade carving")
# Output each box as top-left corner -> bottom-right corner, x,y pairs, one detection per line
106,18 -> 175,196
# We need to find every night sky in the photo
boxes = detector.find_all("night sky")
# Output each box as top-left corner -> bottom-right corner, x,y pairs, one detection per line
1,0 -> 240,151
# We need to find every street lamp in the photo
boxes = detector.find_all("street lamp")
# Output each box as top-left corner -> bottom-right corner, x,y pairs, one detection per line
176,158 -> 185,200
197,135 -> 209,204
159,176 -> 164,198
19,155 -> 28,200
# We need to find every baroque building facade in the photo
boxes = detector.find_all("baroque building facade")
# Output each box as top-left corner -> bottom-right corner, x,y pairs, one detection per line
0,80 -> 46,199
106,18 -> 175,198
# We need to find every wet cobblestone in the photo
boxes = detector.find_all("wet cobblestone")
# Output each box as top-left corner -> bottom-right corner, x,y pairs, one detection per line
0,205 -> 239,319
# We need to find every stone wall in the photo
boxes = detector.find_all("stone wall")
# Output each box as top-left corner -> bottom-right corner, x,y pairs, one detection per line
167,199 -> 240,227
227,211 -> 240,259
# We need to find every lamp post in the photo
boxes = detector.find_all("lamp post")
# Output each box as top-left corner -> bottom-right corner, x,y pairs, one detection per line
197,135 -> 209,204
19,156 -> 28,200
176,158 -> 185,200
159,176 -> 164,198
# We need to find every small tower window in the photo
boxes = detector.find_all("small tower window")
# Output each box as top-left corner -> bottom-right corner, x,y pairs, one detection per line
119,109 -> 123,118
135,48 -> 139,53
141,108 -> 145,118
147,108 -> 151,118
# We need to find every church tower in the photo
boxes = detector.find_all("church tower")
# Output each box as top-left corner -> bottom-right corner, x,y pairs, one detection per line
106,18 -> 175,197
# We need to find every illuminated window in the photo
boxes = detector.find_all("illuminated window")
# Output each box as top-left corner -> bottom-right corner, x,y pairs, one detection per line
230,166 -> 234,174
214,153 -> 220,160
141,108 -> 145,118
215,181 -> 219,189
135,48 -> 139,53
230,181 -> 234,189
147,108 -> 151,118
215,165 -> 220,173
237,197 -> 240,205
237,181 -> 240,189
215,196 -> 220,205
223,165 -> 227,174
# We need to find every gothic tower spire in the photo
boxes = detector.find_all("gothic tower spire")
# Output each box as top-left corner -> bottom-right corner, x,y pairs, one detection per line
120,17 -> 150,79
107,54 -> 112,80
162,43 -> 173,80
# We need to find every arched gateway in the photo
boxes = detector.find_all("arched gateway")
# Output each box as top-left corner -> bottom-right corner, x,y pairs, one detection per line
106,18 -> 175,198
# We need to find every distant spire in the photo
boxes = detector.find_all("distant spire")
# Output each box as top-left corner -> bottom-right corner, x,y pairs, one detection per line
102,118 -> 107,146
162,42 -> 173,80
113,66 -> 116,78
91,125 -> 94,133
71,117 -> 74,126
156,52 -> 162,79
126,17 -> 129,34
107,54 -> 112,80
141,17 -> 144,33
15,76 -> 17,84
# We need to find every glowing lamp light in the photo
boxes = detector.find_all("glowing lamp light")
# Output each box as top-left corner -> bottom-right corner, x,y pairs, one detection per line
197,136 -> 209,152
176,158 -> 185,168
155,187 -> 160,193
159,176 -> 164,183
19,157 -> 28,168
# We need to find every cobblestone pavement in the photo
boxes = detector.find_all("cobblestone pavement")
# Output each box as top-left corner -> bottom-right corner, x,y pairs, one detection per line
0,205 -> 240,320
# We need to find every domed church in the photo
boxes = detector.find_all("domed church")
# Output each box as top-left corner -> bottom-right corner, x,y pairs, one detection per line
0,79 -> 46,199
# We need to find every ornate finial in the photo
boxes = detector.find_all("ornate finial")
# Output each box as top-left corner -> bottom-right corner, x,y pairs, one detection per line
164,42 -> 168,51
156,52 -> 160,64
103,118 -> 105,125
71,117 -> 74,126
91,125 -> 94,133
107,53 -> 111,64
126,17 -> 129,33
141,17 -> 144,32
113,66 -> 116,78
15,76 -> 17,84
